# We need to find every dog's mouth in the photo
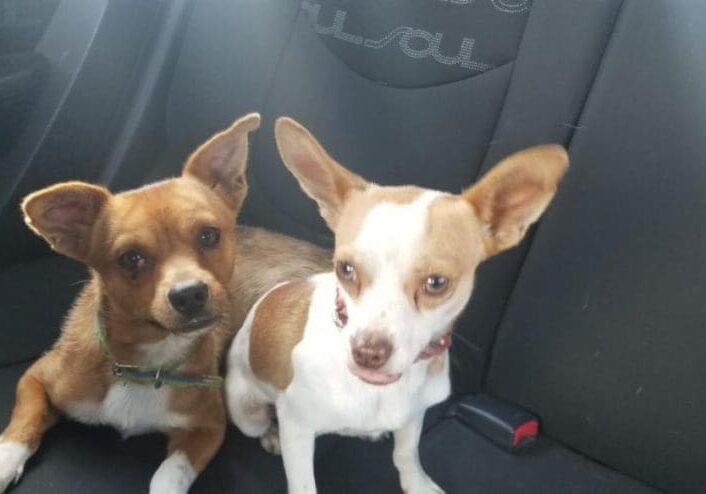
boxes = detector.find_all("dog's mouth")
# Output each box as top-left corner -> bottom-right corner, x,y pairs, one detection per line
348,363 -> 402,386
148,314 -> 220,334
177,314 -> 220,333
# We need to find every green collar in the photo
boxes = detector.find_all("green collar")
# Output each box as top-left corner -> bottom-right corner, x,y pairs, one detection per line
95,314 -> 223,389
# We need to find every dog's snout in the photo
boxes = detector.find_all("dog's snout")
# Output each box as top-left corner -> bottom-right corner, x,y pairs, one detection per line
351,335 -> 393,370
168,280 -> 209,317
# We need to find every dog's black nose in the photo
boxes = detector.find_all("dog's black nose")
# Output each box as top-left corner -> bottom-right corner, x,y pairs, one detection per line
168,280 -> 208,317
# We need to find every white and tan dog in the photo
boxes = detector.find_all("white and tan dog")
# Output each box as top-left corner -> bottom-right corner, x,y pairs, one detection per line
225,117 -> 568,494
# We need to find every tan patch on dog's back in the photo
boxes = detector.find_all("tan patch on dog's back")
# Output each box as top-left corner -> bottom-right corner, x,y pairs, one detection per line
249,280 -> 314,390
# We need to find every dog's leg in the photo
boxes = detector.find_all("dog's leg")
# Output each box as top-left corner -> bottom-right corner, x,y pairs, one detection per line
259,418 -> 281,455
149,424 -> 225,494
0,368 -> 56,493
393,413 -> 444,494
225,364 -> 273,438
279,419 -> 316,494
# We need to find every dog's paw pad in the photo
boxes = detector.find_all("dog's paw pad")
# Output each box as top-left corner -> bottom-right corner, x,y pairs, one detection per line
259,425 -> 281,455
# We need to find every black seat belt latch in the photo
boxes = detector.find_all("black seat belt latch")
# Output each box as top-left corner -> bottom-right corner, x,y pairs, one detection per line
450,394 -> 539,453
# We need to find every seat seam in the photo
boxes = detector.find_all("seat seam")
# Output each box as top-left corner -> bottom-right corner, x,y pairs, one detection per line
479,0 -> 628,390
563,0 -> 627,146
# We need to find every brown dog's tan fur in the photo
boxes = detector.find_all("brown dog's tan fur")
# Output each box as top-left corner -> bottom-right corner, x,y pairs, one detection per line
0,113 -> 331,491
230,227 -> 330,330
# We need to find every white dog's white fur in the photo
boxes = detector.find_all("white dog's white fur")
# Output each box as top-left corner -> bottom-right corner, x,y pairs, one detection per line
225,117 -> 568,493
228,269 -> 451,494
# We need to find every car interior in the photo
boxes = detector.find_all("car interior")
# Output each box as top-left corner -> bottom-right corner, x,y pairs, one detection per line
1,0 -> 704,492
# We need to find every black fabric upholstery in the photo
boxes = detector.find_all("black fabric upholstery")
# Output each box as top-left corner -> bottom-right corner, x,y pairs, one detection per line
315,416 -> 657,493
0,53 -> 47,157
160,0 -> 300,181
487,1 -> 706,491
0,255 -> 85,365
447,0 -> 623,392
0,0 -> 59,55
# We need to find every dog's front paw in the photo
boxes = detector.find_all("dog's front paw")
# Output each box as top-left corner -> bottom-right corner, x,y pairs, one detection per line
149,452 -> 196,494
259,423 -> 281,455
0,441 -> 31,492
401,474 -> 445,494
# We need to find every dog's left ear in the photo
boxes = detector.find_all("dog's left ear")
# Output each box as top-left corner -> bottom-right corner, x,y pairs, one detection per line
22,181 -> 110,262
275,117 -> 368,230
464,144 -> 569,256
183,112 -> 261,211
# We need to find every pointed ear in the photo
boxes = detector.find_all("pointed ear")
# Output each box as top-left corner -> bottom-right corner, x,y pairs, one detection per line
274,117 -> 367,229
22,181 -> 110,261
464,144 -> 569,256
183,112 -> 261,211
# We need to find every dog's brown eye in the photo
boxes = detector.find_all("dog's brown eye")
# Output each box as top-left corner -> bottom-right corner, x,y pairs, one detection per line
197,226 -> 220,249
424,275 -> 448,295
336,261 -> 357,282
119,250 -> 147,272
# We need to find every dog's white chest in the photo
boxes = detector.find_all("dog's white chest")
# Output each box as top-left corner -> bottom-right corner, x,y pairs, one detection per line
66,383 -> 188,436
290,356 -> 445,435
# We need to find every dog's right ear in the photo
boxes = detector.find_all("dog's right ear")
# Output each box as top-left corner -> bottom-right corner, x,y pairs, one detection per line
22,181 -> 110,261
275,117 -> 367,229
464,144 -> 569,256
184,112 -> 261,212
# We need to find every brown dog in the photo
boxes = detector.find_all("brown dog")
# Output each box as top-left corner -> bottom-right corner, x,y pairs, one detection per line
0,113 -> 329,493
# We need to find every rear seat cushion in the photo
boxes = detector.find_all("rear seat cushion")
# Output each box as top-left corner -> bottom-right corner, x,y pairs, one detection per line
315,415 -> 658,493
0,255 -> 85,365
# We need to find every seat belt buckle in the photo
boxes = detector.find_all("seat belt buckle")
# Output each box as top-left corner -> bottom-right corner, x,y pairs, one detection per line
449,394 -> 539,453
